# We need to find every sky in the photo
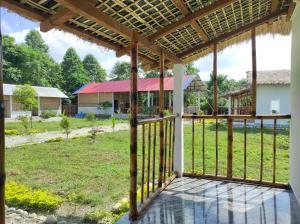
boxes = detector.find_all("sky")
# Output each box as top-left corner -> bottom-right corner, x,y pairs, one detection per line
1,7 -> 292,81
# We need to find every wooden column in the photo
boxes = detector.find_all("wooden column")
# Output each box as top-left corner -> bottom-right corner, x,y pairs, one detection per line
0,24 -> 5,223
251,28 -> 257,116
213,43 -> 218,115
227,118 -> 233,179
158,50 -> 165,187
129,31 -> 138,220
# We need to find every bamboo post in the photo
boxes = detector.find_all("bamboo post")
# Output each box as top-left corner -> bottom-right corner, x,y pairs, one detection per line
202,119 -> 205,175
215,119 -> 219,176
251,28 -> 257,116
152,122 -> 156,192
158,50 -> 165,188
129,31 -> 138,220
227,118 -> 233,179
273,119 -> 277,183
0,23 -> 5,224
213,43 -> 218,115
141,125 -> 145,203
147,124 -> 151,198
260,119 -> 264,182
243,119 -> 247,180
163,121 -> 168,183
192,118 -> 195,173
168,120 -> 172,176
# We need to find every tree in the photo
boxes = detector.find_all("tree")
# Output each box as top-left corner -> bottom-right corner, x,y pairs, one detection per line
25,30 -> 48,53
83,54 -> 107,82
60,115 -> 71,139
144,69 -> 173,78
185,63 -> 199,75
109,61 -> 131,80
13,85 -> 38,128
61,48 -> 90,96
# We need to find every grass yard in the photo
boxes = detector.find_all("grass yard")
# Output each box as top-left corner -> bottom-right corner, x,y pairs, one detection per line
6,121 -> 289,215
5,117 -> 126,134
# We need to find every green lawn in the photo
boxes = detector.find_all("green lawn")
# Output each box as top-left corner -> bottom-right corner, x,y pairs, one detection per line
6,121 -> 289,213
5,117 -> 126,134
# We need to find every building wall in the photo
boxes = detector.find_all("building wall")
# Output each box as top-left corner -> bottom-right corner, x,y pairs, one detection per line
290,3 -> 300,206
78,93 -> 113,115
39,97 -> 61,115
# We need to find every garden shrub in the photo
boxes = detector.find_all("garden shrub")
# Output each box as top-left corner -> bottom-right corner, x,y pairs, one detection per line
40,110 -> 57,119
5,129 -> 19,135
60,115 -> 71,139
5,182 -> 63,211
86,112 -> 95,121
28,129 -> 39,135
45,137 -> 64,143
17,115 -> 29,134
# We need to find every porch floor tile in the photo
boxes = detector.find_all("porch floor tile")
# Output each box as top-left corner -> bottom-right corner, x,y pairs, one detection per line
117,177 -> 300,224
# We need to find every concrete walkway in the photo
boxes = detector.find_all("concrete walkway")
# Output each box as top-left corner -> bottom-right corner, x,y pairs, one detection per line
5,123 -> 129,148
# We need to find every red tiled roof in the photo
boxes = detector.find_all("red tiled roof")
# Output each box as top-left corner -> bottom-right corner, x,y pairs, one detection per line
74,76 -> 192,94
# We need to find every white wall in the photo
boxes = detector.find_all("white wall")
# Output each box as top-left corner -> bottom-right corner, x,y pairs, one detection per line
290,2 -> 300,205
256,85 -> 290,115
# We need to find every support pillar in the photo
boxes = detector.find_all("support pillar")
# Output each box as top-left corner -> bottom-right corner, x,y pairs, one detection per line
173,64 -> 185,177
0,22 -> 5,223
213,43 -> 218,115
228,96 -> 232,115
129,31 -> 138,220
147,91 -> 150,108
251,28 -> 257,116
290,1 -> 300,205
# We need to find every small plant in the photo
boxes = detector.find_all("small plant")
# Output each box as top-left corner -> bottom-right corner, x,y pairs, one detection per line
60,115 -> 71,139
17,115 -> 30,134
40,110 -> 57,119
5,181 -> 63,212
163,109 -> 170,116
98,101 -> 112,111
5,129 -> 19,135
88,128 -> 103,143
112,116 -> 116,131
85,112 -> 95,121
28,129 -> 39,135
45,137 -> 64,143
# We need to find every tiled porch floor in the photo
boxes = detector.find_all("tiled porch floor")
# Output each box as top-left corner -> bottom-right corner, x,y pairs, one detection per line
117,177 -> 300,224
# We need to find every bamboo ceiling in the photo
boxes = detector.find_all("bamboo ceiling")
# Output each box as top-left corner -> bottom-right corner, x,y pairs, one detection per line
1,0 -> 294,70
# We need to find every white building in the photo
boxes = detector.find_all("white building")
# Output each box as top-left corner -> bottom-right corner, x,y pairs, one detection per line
3,84 -> 68,118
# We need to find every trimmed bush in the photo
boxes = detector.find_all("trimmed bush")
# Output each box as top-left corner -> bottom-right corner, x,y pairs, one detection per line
40,110 -> 57,119
5,129 -> 19,135
85,112 -> 95,121
6,182 -> 63,211
45,137 -> 64,143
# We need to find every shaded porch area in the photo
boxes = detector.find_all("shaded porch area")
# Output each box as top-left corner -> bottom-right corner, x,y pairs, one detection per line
118,177 -> 300,224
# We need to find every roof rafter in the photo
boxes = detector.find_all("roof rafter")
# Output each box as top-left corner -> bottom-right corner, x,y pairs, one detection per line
148,0 -> 234,40
177,9 -> 288,59
271,0 -> 280,12
172,0 -> 209,41
40,8 -> 76,32
55,0 -> 181,63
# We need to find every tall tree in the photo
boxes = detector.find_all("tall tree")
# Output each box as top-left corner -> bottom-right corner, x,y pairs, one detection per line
61,48 -> 90,96
185,63 -> 199,75
109,61 -> 131,81
83,54 -> 107,82
25,30 -> 48,53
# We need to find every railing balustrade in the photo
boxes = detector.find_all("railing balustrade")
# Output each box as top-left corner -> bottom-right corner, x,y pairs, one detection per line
182,114 -> 291,188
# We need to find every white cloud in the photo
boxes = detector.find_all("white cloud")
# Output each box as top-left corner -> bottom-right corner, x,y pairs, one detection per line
1,20 -> 12,33
8,28 -> 130,73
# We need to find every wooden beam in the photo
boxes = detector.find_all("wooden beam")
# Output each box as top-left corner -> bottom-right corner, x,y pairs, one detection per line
40,8 -> 76,32
0,19 -> 6,224
148,0 -> 234,40
286,2 -> 296,21
251,28 -> 257,116
213,43 -> 218,115
129,31 -> 138,221
55,0 -> 181,63
172,0 -> 209,41
177,9 -> 288,58
271,0 -> 280,13
158,50 -> 165,188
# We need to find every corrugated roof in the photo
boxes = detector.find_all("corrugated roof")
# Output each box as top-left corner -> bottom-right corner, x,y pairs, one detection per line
4,84 -> 68,98
247,70 -> 291,85
74,75 -> 203,94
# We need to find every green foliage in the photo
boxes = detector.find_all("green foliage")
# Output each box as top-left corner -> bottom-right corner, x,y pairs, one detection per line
61,48 -> 90,96
112,117 -> 116,131
17,116 -> 30,134
60,115 -> 71,139
28,129 -> 39,135
13,85 -> 38,111
5,182 -> 63,211
40,110 -> 57,119
184,92 -> 199,107
86,112 -> 96,121
109,61 -> 131,81
185,62 -> 199,75
5,129 -> 19,135
25,30 -> 49,53
98,101 -> 113,110
163,109 -> 170,116
83,54 -> 107,82
45,137 -> 64,143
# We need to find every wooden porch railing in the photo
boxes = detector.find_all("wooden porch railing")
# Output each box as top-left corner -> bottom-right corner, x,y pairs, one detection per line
182,114 -> 291,188
131,115 -> 177,217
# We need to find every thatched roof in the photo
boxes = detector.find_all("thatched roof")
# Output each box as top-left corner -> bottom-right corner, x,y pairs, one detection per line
1,0 -> 295,70
247,70 -> 291,85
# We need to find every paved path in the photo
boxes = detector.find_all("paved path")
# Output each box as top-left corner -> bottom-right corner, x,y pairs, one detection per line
6,123 -> 129,148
